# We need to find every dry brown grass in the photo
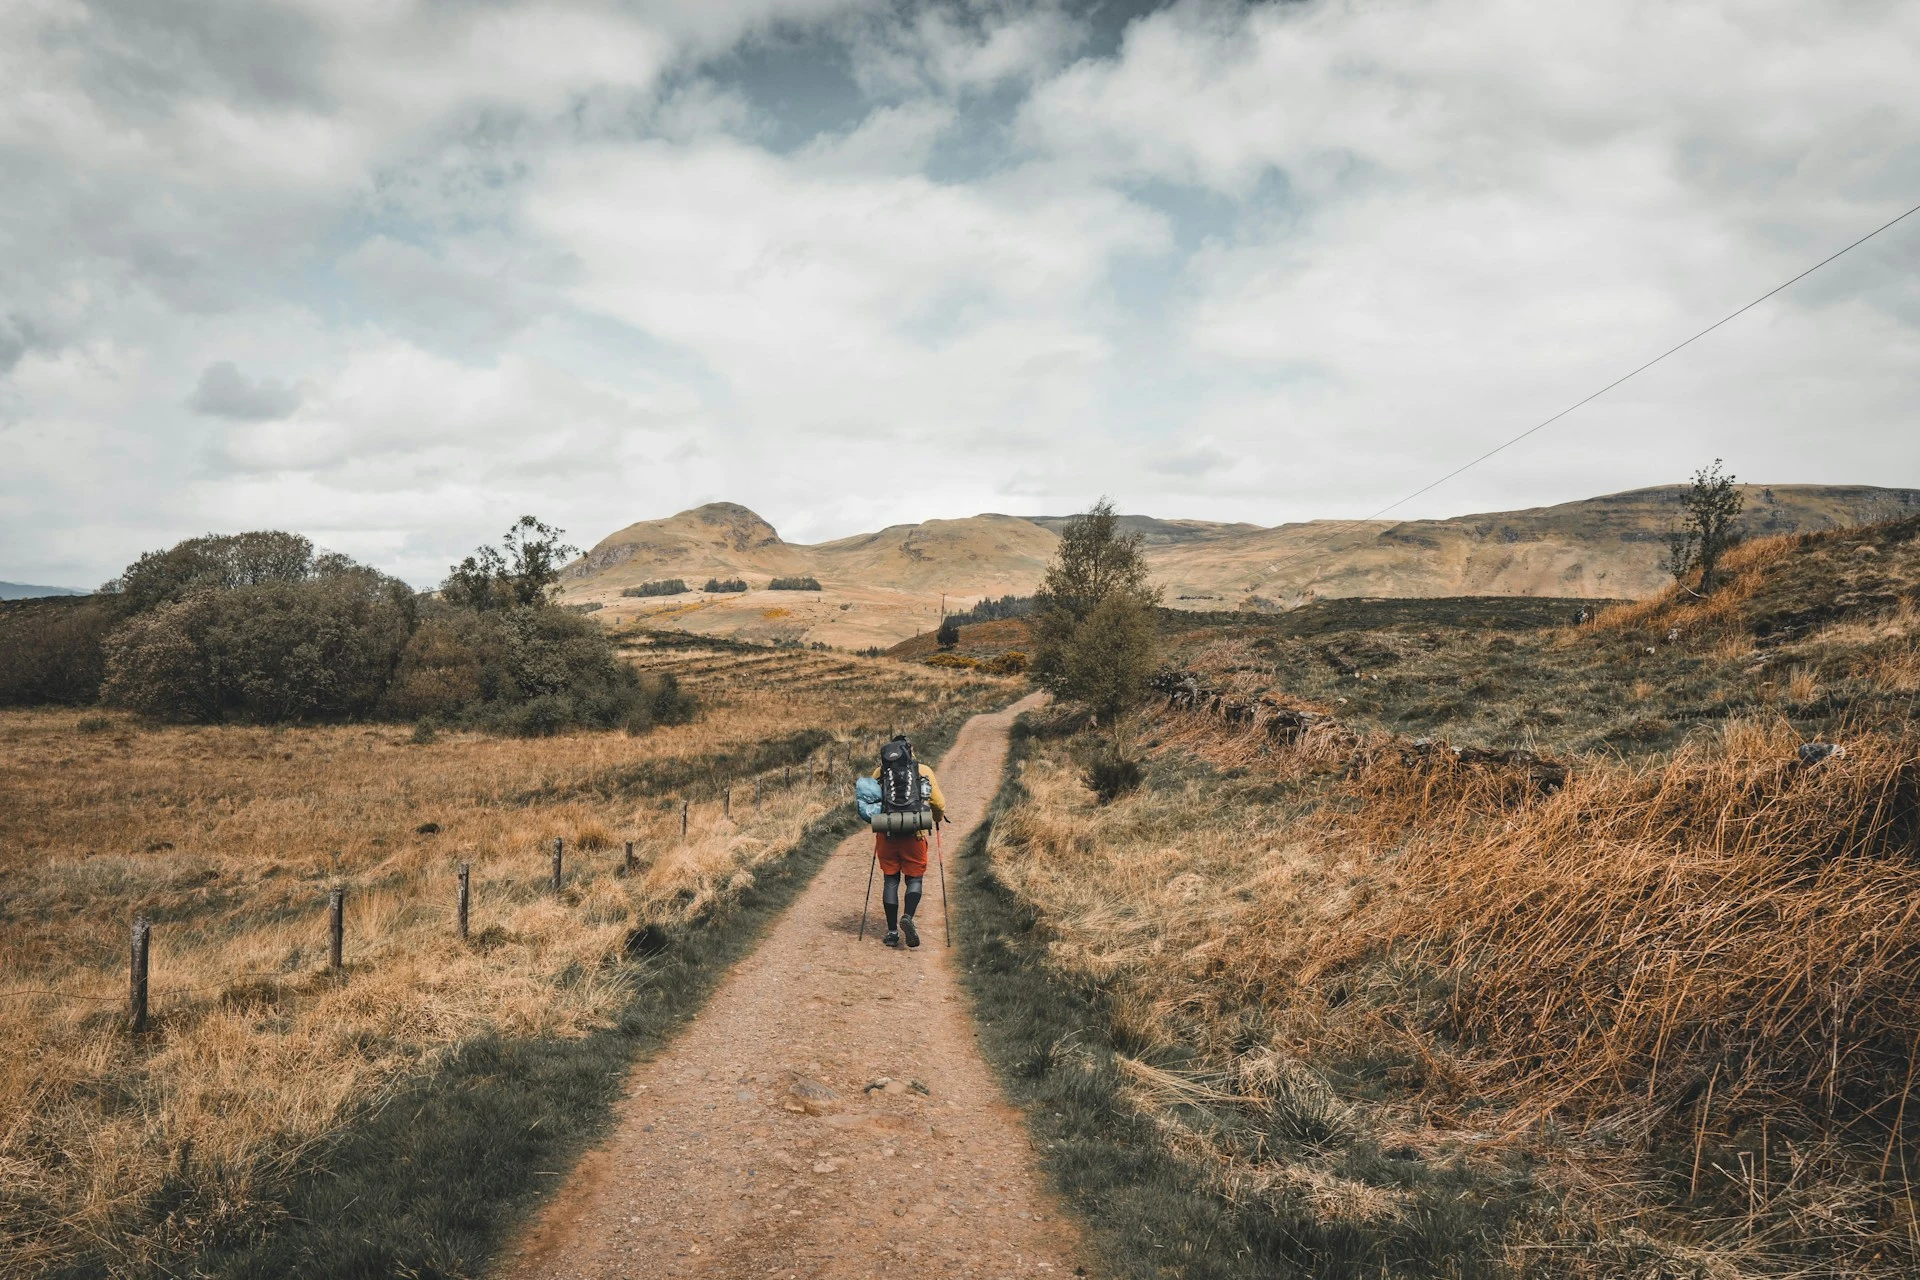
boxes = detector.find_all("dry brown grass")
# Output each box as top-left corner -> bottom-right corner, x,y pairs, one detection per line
990,637 -> 1920,1271
1596,534 -> 1807,637
0,646 -> 1011,1276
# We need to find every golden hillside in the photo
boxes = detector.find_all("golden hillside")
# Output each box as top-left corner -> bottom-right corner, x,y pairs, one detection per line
811,514 -> 1057,595
1157,483 -> 1919,610
565,502 -> 815,584
559,485 -> 1920,647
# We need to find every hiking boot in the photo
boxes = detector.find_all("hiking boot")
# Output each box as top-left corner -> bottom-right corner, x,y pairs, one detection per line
900,916 -> 920,949
883,930 -> 902,949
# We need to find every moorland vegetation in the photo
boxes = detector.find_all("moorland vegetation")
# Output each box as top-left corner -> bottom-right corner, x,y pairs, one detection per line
968,507 -> 1920,1277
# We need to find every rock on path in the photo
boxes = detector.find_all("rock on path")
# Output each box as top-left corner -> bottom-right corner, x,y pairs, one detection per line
498,692 -> 1082,1280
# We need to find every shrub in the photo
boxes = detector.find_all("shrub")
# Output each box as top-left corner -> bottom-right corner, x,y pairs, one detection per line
380,603 -> 697,737
936,616 -> 961,649
623,579 -> 688,598
622,673 -> 698,736
985,650 -> 1030,675
768,576 -> 822,591
1084,751 -> 1143,802
379,612 -> 484,720
0,597 -> 118,706
925,652 -> 980,669
102,568 -> 416,722
703,578 -> 748,593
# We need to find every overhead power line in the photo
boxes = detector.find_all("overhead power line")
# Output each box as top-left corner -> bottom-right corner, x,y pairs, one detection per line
1251,197 -> 1920,592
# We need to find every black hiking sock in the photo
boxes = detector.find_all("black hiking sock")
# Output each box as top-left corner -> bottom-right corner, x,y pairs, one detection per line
884,901 -> 899,931
903,890 -> 922,921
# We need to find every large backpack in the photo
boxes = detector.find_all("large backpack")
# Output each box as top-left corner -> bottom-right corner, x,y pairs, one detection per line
878,737 -> 925,814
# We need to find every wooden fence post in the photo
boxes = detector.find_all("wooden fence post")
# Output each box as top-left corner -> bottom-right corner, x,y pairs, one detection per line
457,863 -> 470,940
724,786 -> 731,818
328,888 -> 345,971
680,799 -> 689,837
129,916 -> 150,1033
755,776 -> 761,806
784,765 -> 790,789
551,838 -> 563,892
623,840 -> 635,875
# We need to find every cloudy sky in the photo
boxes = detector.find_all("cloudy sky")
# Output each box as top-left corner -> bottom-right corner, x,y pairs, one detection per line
3,0 -> 1917,588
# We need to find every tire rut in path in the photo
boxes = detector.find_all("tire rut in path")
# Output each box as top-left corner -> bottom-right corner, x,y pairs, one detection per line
498,692 -> 1082,1280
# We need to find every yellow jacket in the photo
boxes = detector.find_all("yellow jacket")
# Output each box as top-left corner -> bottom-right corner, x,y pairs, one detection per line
871,761 -> 946,825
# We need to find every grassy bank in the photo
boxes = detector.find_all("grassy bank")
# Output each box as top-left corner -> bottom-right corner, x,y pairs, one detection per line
961,518 -> 1920,1278
954,727 -> 1540,1280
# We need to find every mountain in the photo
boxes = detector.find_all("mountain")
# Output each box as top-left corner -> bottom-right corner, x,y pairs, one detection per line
1150,484 -> 1920,609
0,581 -> 86,600
1025,514 -> 1262,546
812,515 -> 1058,595
557,485 -> 1920,647
564,502 -> 814,585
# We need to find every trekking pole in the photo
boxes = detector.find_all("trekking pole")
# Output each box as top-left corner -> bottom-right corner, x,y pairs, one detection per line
857,848 -> 878,941
935,819 -> 950,947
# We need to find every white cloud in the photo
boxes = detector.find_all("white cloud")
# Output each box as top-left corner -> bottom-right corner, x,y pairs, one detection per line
2,0 -> 1917,587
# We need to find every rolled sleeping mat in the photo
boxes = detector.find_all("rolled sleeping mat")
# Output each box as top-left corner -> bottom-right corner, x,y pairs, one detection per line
870,809 -> 934,834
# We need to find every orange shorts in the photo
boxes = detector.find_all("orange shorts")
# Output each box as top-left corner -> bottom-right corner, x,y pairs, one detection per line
875,832 -> 929,878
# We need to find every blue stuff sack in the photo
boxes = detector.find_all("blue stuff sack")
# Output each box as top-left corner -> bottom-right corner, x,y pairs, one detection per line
854,775 -> 882,823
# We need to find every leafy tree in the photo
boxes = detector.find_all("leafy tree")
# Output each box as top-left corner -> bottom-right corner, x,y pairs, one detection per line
1060,592 -> 1159,747
1031,498 -> 1162,748
109,531 -> 317,613
442,516 -> 578,610
1033,498 -> 1155,632
946,594 -> 1033,625
0,598 -> 118,705
1665,460 -> 1745,593
935,615 -> 961,649
623,579 -> 688,598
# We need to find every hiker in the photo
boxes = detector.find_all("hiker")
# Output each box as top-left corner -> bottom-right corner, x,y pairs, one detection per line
857,733 -> 945,949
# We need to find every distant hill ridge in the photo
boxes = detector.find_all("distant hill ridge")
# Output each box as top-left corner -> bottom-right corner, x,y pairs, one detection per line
0,581 -> 86,601
558,484 -> 1920,647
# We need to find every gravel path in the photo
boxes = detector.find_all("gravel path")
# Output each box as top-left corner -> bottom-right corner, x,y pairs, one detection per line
498,692 -> 1083,1280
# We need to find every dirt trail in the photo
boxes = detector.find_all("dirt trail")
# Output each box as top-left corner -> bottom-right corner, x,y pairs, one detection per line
499,692 -> 1082,1280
